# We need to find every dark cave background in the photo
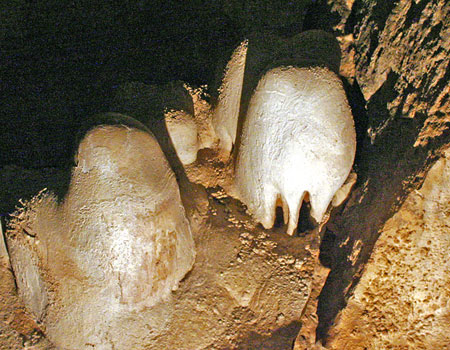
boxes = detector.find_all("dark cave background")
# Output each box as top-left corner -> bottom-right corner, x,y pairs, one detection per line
1,0 -> 316,169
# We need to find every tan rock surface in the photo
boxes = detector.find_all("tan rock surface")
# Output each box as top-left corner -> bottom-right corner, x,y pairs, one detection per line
352,0 -> 449,145
3,114 -> 321,349
325,148 -> 450,349
5,119 -> 196,349
316,0 -> 450,339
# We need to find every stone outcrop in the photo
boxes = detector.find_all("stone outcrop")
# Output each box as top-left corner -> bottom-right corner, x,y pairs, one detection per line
315,0 -> 450,342
4,113 -> 322,349
325,148 -> 450,349
1,0 -> 449,348
6,117 -> 196,349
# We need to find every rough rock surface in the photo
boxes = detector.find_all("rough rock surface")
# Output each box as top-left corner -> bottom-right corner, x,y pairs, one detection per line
3,114 -> 323,349
316,0 -> 450,340
2,0 -> 449,348
352,0 -> 450,146
325,148 -> 450,350
3,179 -> 322,350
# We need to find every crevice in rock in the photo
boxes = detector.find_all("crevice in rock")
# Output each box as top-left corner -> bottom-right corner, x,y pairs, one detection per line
318,228 -> 336,269
296,201 -> 315,235
342,78 -> 368,167
403,0 -> 430,30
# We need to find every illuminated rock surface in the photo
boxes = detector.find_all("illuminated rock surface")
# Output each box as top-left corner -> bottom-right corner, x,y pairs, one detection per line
3,114 -> 321,350
212,39 -> 248,156
165,109 -> 199,165
211,29 -> 342,158
325,149 -> 450,350
1,0 -> 449,348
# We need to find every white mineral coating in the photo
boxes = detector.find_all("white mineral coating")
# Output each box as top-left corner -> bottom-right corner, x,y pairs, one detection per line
235,66 -> 356,235
211,30 -> 341,157
212,39 -> 248,155
165,109 -> 199,165
6,119 -> 195,349
68,124 -> 195,306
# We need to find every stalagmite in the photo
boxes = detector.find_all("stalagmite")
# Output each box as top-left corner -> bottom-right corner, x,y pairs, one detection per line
6,115 -> 195,349
212,39 -> 248,156
165,109 -> 199,165
235,66 -> 356,235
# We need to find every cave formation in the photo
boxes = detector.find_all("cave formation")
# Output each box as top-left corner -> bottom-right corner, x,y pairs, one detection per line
1,0 -> 449,349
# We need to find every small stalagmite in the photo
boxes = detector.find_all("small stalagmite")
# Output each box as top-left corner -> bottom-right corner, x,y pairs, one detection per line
212,39 -> 248,156
165,108 -> 199,165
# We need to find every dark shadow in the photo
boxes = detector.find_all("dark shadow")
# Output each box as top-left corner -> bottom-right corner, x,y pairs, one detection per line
0,165 -> 73,216
318,228 -> 336,269
302,0 -> 342,32
0,0 -> 241,169
297,201 -> 316,234
342,78 -> 368,168
233,320 -> 301,350
274,206 -> 285,229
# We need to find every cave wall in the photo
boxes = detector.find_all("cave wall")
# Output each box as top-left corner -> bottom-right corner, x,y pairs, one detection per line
325,148 -> 450,350
316,0 -> 450,341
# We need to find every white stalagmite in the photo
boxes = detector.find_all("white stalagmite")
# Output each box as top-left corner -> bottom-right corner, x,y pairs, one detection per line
212,39 -> 248,155
235,66 -> 356,235
68,123 -> 195,305
6,116 -> 195,349
165,109 -> 199,165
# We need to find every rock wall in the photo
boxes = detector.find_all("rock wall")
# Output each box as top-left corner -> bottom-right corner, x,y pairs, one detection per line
316,0 -> 450,341
325,148 -> 450,349
1,0 -> 449,348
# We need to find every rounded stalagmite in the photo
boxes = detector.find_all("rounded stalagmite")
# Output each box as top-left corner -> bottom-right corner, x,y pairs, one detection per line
235,66 -> 356,235
6,115 -> 195,349
165,109 -> 199,165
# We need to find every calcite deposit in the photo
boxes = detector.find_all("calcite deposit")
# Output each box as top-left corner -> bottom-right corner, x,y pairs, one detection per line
235,66 -> 356,235
2,0 -> 449,348
6,117 -> 196,349
165,109 -> 199,165
3,112 -> 324,349
212,39 -> 248,156
211,29 -> 344,159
